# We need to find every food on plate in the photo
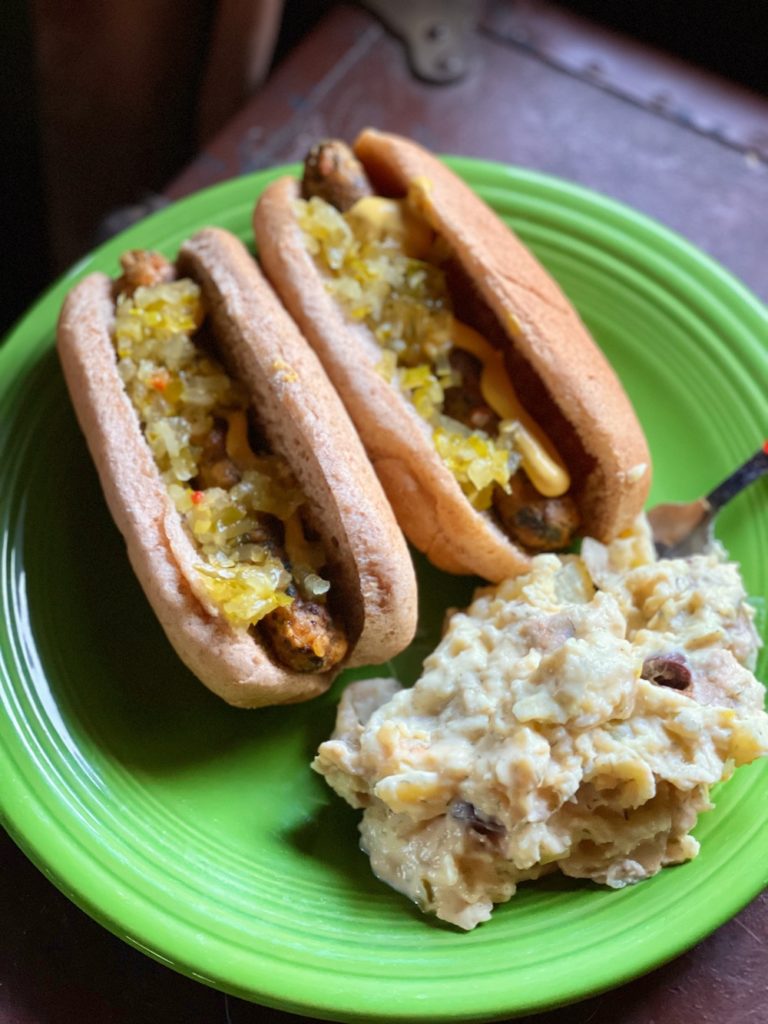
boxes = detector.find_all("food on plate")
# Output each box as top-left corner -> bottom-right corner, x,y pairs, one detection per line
254,129 -> 652,580
313,515 -> 768,929
56,227 -> 418,707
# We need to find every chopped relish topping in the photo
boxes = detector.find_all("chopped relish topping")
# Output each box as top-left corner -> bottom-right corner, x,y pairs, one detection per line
113,278 -> 329,629
296,196 -> 522,509
432,425 -> 513,510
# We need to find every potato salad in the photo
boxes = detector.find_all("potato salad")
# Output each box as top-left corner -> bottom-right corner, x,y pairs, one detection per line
313,517 -> 768,929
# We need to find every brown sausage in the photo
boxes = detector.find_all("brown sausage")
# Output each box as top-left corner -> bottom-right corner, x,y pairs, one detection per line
260,592 -> 349,672
301,140 -> 373,212
493,475 -> 580,552
113,250 -> 175,298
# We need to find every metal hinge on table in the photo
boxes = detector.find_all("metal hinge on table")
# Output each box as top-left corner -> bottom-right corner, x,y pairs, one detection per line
356,0 -> 480,83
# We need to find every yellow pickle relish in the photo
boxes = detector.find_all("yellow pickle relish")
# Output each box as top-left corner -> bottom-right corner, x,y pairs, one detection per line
113,277 -> 330,629
295,194 -> 522,510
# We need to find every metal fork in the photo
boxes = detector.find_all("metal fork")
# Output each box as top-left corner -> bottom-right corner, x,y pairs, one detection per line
648,442 -> 768,558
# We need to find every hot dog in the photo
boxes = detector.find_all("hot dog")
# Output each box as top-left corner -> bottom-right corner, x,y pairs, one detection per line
253,130 -> 652,580
56,226 -> 417,707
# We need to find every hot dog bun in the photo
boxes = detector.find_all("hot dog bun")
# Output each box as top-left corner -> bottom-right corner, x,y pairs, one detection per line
56,226 -> 417,707
254,129 -> 651,580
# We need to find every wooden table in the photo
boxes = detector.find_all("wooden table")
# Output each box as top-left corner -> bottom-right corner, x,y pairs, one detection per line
4,3 -> 767,1022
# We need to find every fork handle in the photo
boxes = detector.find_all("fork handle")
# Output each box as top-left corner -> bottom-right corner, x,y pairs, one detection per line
706,441 -> 768,512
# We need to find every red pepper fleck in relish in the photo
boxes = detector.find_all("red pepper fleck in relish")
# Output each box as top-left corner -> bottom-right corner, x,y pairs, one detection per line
191,490 -> 204,505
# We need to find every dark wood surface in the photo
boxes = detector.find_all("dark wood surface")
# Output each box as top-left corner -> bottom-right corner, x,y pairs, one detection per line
168,1 -> 768,303
4,3 -> 767,1022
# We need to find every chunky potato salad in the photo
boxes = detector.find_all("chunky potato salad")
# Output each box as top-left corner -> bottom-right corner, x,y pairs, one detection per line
314,517 -> 768,929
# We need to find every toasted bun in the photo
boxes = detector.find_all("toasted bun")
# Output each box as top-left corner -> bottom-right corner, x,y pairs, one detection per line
56,227 -> 417,707
254,130 -> 651,579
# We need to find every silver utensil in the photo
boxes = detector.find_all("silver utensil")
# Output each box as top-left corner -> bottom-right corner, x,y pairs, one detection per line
648,443 -> 768,558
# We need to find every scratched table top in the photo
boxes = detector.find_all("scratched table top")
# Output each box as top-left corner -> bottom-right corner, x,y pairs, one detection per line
3,3 -> 767,1022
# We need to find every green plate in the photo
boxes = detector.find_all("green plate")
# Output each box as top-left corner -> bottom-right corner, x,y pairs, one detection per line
1,160 -> 767,1023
